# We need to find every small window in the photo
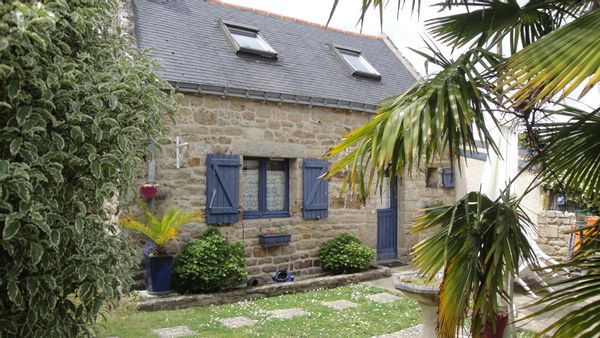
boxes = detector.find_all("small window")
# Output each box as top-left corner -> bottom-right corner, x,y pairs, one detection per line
242,157 -> 289,219
335,46 -> 381,80
221,20 -> 277,59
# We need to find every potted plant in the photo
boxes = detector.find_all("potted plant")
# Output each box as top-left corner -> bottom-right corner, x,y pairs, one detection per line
410,192 -> 534,337
259,226 -> 291,247
140,183 -> 160,200
120,204 -> 202,294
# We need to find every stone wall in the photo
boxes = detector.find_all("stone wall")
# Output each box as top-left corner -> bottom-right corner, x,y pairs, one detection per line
145,93 -> 454,281
535,211 -> 574,261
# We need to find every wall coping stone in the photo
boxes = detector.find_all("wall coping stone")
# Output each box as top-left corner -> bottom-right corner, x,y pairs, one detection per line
136,265 -> 390,311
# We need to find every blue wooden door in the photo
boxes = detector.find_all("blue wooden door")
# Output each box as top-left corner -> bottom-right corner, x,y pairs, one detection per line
377,178 -> 397,261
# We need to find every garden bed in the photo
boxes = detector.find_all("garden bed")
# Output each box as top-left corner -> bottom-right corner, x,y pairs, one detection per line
136,266 -> 390,311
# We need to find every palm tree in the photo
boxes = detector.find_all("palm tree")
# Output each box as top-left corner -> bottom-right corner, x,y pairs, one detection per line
325,1 -> 600,337
120,204 -> 202,255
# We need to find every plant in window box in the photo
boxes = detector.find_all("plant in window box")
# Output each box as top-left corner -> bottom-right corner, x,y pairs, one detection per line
120,204 -> 202,294
259,226 -> 291,247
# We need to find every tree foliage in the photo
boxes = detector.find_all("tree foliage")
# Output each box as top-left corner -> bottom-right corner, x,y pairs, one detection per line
319,233 -> 375,274
0,1 -> 177,336
172,228 -> 247,294
326,0 -> 600,337
413,192 -> 536,337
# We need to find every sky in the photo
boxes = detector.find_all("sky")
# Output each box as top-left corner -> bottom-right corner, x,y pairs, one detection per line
221,0 -> 599,109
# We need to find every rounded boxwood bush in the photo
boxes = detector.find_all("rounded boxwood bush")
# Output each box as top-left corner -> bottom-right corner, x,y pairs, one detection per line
172,228 -> 247,293
319,233 -> 375,274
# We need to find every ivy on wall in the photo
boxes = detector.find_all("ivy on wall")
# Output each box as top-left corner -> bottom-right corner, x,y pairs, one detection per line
0,1 -> 177,336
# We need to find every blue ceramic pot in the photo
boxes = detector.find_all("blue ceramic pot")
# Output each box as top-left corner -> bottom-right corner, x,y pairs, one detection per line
145,255 -> 173,295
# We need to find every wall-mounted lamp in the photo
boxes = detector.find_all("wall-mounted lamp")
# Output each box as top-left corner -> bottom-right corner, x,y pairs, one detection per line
175,136 -> 188,169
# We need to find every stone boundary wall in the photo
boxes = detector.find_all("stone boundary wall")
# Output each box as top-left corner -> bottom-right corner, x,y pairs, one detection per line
535,211 -> 574,261
136,266 -> 390,311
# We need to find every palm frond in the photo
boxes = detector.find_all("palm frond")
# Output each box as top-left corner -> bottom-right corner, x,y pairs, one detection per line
119,205 -> 202,253
499,9 -> 600,106
327,0 -> 477,30
325,46 -> 502,201
525,221 -> 600,337
537,106 -> 600,205
413,191 -> 537,338
427,0 -> 556,53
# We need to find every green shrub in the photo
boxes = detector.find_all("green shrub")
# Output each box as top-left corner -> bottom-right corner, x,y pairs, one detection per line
172,228 -> 247,293
0,1 -> 176,336
319,233 -> 375,274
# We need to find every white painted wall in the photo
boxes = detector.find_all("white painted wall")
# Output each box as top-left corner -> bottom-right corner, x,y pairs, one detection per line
455,157 -> 542,226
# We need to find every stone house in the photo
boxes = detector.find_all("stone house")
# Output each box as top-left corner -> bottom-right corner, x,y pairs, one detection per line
126,0 -> 456,282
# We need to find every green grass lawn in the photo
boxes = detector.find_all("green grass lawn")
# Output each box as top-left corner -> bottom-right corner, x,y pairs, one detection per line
98,284 -> 421,337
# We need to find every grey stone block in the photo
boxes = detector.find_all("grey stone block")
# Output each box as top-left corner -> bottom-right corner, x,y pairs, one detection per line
218,316 -> 257,329
367,293 -> 400,303
152,326 -> 195,338
321,300 -> 359,310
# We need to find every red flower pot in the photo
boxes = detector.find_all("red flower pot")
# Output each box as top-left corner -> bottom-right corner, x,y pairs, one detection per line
484,312 -> 509,338
140,184 -> 159,199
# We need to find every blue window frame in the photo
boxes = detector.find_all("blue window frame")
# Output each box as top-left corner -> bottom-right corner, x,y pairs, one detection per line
242,157 -> 290,219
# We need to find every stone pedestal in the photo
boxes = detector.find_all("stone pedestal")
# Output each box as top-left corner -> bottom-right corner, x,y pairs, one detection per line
393,272 -> 440,338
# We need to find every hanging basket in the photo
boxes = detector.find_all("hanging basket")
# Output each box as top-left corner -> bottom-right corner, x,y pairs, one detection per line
140,184 -> 159,200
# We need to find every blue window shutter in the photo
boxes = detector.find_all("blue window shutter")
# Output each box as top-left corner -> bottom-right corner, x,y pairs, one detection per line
303,158 -> 329,219
441,168 -> 454,188
206,154 -> 240,224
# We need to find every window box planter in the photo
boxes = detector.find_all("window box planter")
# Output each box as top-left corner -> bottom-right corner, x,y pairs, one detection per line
259,233 -> 291,247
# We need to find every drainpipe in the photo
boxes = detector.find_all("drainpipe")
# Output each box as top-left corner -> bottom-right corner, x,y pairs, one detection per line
147,138 -> 156,212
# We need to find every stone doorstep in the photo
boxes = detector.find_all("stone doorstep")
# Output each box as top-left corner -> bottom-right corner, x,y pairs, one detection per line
152,326 -> 196,338
268,308 -> 309,319
321,300 -> 360,310
137,266 -> 391,311
218,316 -> 257,329
367,293 -> 400,303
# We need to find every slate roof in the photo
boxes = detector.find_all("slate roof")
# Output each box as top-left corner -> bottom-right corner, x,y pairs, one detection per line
132,0 -> 418,112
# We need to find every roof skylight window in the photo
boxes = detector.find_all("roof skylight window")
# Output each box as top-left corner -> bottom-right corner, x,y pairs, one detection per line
335,46 -> 381,80
221,20 -> 277,59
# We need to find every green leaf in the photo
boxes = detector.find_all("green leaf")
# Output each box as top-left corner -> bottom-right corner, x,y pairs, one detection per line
70,126 -> 84,143
0,160 -> 8,175
7,281 -> 20,304
49,230 -> 60,246
77,265 -> 88,281
117,134 -> 127,150
78,282 -> 93,301
75,218 -> 84,233
26,278 -> 39,296
29,242 -> 44,266
7,80 -> 20,100
91,161 -> 101,179
0,64 -> 14,78
3,214 -> 20,240
0,37 -> 8,51
15,106 -> 31,125
109,94 -> 118,111
10,138 -> 22,155
52,133 -> 65,150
